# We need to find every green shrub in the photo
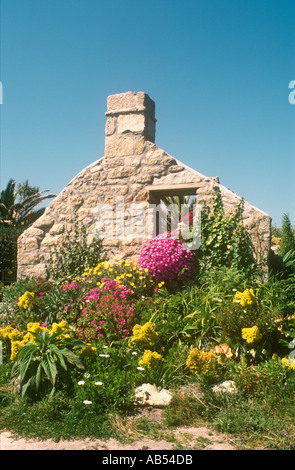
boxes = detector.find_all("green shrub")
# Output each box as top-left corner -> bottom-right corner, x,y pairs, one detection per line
48,213 -> 106,281
216,285 -> 284,361
0,276 -> 53,329
11,328 -> 85,398
0,226 -> 22,273
197,188 -> 257,277
280,214 -> 295,257
72,342 -> 142,416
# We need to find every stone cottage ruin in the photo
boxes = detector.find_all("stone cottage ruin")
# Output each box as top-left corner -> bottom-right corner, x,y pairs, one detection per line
17,91 -> 271,279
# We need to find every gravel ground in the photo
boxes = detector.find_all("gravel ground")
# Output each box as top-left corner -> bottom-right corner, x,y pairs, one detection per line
0,425 -> 236,450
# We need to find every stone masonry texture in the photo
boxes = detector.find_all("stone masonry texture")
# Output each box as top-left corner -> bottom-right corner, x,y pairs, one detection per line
17,91 -> 271,279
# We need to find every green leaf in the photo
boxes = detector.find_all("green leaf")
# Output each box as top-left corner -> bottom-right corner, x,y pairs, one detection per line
60,349 -> 84,369
49,344 -> 67,370
35,363 -> 42,392
41,353 -> 56,386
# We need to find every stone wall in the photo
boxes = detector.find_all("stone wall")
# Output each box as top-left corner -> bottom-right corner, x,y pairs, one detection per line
17,91 -> 271,279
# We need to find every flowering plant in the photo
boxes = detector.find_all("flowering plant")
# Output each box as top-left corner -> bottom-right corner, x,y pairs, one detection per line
76,279 -> 136,343
0,320 -> 71,361
80,259 -> 158,298
18,291 -> 35,310
137,233 -> 195,283
186,347 -> 216,375
73,344 -> 142,416
138,349 -> 162,370
11,325 -> 85,398
130,322 -> 159,349
242,325 -> 263,344
233,288 -> 258,308
0,276 -> 52,330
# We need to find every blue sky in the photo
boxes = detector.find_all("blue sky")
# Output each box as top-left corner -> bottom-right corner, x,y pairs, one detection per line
0,0 -> 294,226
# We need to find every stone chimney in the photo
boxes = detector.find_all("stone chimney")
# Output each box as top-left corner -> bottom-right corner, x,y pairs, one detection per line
104,91 -> 156,159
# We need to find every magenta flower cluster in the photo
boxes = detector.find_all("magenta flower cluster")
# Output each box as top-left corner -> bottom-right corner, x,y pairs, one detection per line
62,281 -> 81,291
137,233 -> 195,283
77,278 -> 135,343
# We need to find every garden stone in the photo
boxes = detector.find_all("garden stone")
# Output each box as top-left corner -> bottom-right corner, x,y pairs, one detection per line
212,380 -> 237,395
134,383 -> 173,407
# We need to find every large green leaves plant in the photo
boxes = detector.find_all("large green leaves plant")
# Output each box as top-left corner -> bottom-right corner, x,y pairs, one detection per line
198,187 -> 257,276
12,330 -> 85,398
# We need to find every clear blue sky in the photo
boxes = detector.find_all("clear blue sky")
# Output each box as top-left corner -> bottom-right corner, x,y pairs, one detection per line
0,0 -> 294,226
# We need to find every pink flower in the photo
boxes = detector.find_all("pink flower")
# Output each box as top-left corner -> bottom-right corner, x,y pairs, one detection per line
137,233 -> 194,283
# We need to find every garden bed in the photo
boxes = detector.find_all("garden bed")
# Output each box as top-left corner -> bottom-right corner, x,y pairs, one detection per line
1,220 -> 295,450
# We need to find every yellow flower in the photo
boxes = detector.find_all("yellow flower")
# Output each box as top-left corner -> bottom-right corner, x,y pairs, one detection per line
0,325 -> 13,340
186,348 -> 216,375
49,320 -> 68,335
282,357 -> 295,369
7,329 -> 23,342
23,332 -> 36,343
18,291 -> 35,309
233,288 -> 257,307
131,322 -> 158,347
138,350 -> 162,370
80,344 -> 97,357
27,322 -> 46,334
10,340 -> 27,361
242,325 -> 262,344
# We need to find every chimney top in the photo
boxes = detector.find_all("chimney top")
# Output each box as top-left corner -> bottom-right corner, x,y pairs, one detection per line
106,91 -> 155,120
105,91 -> 156,144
